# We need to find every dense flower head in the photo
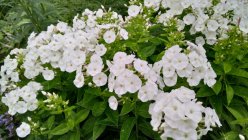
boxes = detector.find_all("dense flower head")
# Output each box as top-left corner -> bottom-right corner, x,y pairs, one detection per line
156,0 -> 248,44
149,86 -> 221,140
1,82 -> 42,115
158,43 -> 216,87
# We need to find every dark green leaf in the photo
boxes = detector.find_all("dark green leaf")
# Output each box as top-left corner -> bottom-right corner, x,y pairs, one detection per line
81,117 -> 96,137
212,63 -> 224,75
226,106 -> 245,120
197,86 -> 215,97
120,101 -> 135,116
212,81 -> 222,95
105,108 -> 119,126
50,123 -> 70,135
74,109 -> 90,125
136,102 -> 150,118
233,86 -> 248,100
92,102 -> 106,117
120,117 -> 136,140
93,124 -> 106,140
228,68 -> 248,78
85,87 -> 102,96
138,119 -> 160,139
149,24 -> 164,36
77,92 -> 97,109
226,84 -> 234,105
137,43 -> 156,59
209,96 -> 223,116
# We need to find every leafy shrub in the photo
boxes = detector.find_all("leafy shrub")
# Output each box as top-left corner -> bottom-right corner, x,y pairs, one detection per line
1,0 -> 248,140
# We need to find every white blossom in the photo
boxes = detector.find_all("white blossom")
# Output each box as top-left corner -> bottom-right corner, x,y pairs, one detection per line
103,30 -> 116,44
128,5 -> 141,17
16,122 -> 31,138
108,96 -> 118,110
93,72 -> 108,86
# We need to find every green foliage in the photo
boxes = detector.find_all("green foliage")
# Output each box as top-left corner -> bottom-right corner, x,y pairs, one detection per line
199,27 -> 248,139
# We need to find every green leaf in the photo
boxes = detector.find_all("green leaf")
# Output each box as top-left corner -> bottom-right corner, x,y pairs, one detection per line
69,128 -> 80,140
226,106 -> 245,120
233,86 -> 248,100
77,92 -> 97,109
120,117 -> 136,140
136,102 -> 150,118
16,18 -> 31,27
137,43 -> 156,59
45,116 -> 55,130
93,124 -> 106,140
212,63 -> 224,75
222,131 -> 238,140
228,68 -> 248,78
222,112 -> 239,131
96,118 -> 117,126
105,108 -> 119,126
50,123 -> 70,135
85,87 -> 101,96
223,62 -> 232,73
67,119 -> 75,130
196,86 -> 215,97
212,81 -> 222,95
74,109 -> 90,125
231,118 -> 248,125
41,76 -> 61,90
209,96 -> 223,116
138,119 -> 160,139
81,117 -> 96,137
26,135 -> 43,140
149,24 -> 164,36
226,84 -> 234,105
92,102 -> 106,117
120,101 -> 135,116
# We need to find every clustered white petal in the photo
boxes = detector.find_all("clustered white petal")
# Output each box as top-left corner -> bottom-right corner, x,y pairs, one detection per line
1,82 -> 42,115
149,87 -> 221,140
156,0 -> 248,44
158,43 -> 216,87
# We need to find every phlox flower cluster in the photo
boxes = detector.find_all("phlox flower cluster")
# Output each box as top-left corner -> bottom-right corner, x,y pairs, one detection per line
155,42 -> 216,87
149,86 -> 221,140
22,7 -> 128,89
1,82 -> 42,115
152,0 -> 248,45
106,52 -> 159,102
0,54 -> 20,92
